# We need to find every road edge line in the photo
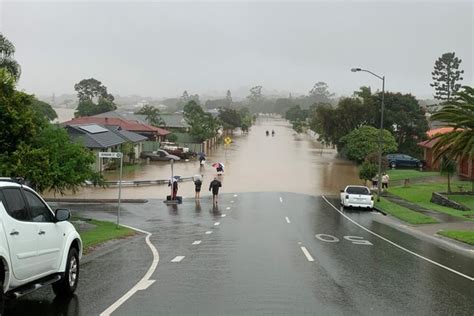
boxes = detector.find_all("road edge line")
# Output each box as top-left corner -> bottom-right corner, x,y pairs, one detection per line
322,195 -> 474,282
100,225 -> 160,316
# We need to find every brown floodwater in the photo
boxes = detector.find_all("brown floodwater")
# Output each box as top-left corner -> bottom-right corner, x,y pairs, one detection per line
47,117 -> 360,199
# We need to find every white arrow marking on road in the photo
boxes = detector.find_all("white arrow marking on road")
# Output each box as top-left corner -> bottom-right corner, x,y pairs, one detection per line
100,225 -> 159,316
192,240 -> 202,245
322,195 -> 474,282
300,247 -> 314,262
279,197 -> 283,203
171,256 -> 185,263
205,231 -> 213,234
214,222 -> 220,226
221,214 -> 226,217
285,217 -> 291,224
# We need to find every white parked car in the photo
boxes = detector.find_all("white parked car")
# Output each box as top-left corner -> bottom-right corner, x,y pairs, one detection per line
0,178 -> 82,303
340,185 -> 374,210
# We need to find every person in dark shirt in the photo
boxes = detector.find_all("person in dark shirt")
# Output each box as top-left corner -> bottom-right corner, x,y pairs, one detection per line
194,175 -> 203,200
209,177 -> 222,206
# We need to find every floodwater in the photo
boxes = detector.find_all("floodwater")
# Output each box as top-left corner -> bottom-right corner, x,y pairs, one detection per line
49,117 -> 360,199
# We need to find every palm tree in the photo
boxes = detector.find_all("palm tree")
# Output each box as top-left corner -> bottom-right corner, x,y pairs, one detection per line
431,86 -> 474,161
0,34 -> 21,81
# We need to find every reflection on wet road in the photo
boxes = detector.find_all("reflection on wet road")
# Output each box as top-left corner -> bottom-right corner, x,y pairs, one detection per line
46,118 -> 360,199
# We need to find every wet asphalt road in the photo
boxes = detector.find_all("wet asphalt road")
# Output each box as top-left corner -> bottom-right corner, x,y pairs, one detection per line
13,193 -> 473,315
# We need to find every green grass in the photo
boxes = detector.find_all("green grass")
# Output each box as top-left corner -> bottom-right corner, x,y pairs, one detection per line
389,182 -> 474,220
448,195 -> 474,211
77,219 -> 136,254
386,169 -> 439,182
438,230 -> 474,246
376,198 -> 438,224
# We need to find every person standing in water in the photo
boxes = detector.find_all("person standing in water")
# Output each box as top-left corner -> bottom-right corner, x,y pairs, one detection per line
209,177 -> 222,206
194,175 -> 203,200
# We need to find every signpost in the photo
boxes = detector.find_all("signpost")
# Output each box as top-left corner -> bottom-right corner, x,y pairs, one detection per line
224,137 -> 232,160
99,152 -> 123,227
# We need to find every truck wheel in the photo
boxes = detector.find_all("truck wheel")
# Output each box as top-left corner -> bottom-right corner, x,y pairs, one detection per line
53,247 -> 79,297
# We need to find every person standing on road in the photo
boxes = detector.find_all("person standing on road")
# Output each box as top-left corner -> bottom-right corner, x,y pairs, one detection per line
382,173 -> 390,191
194,175 -> 203,200
209,177 -> 222,206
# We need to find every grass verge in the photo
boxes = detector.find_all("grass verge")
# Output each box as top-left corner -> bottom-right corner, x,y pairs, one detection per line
438,230 -> 474,246
386,169 -> 439,182
389,182 -> 474,220
76,219 -> 136,254
448,195 -> 474,211
376,197 -> 438,225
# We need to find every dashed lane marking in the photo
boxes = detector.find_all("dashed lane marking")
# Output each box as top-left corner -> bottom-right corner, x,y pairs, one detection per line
233,194 -> 238,197
285,217 -> 291,224
205,231 -> 212,234
192,240 -> 202,245
300,246 -> 314,262
171,256 -> 185,263
226,207 -> 231,210
221,214 -> 226,217
279,197 -> 283,203
214,222 -> 220,226
100,225 -> 159,316
322,195 -> 474,282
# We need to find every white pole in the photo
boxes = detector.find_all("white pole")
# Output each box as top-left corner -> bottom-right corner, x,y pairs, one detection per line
170,159 -> 174,198
117,154 -> 123,227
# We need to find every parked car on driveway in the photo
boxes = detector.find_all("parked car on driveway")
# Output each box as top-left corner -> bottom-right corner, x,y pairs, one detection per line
0,177 -> 82,304
386,154 -> 424,169
340,185 -> 374,210
140,149 -> 180,161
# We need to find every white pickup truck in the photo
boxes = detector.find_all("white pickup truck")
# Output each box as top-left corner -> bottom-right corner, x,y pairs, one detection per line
0,178 -> 82,305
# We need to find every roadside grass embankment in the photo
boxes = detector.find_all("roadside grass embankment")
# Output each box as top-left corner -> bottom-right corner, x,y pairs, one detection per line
388,182 -> 474,220
73,218 -> 136,254
375,198 -> 438,225
438,230 -> 474,246
386,169 -> 439,182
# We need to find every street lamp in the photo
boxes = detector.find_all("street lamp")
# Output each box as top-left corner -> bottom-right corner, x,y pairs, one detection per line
351,67 -> 385,201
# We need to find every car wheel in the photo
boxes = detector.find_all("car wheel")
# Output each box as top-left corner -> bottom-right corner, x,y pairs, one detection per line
53,247 -> 79,297
0,279 -> 4,315
417,162 -> 423,168
390,162 -> 396,169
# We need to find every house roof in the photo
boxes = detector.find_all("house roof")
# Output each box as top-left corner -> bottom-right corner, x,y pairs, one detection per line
66,125 -> 126,149
63,116 -> 171,136
159,113 -> 190,129
426,127 -> 454,138
109,128 -> 148,143
418,138 -> 438,149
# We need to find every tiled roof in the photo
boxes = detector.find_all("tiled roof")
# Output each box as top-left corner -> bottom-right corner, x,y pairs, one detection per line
426,127 -> 454,137
63,116 -> 171,136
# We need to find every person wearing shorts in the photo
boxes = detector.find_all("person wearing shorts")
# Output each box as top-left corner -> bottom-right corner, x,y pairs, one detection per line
209,177 -> 222,206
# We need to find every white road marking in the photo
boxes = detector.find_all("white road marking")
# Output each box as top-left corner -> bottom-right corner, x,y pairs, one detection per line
205,231 -> 213,234
279,197 -> 283,203
297,242 -> 302,245
192,240 -> 202,245
171,256 -> 185,263
221,214 -> 226,217
322,196 -> 474,282
285,216 -> 291,224
315,233 -> 340,243
300,246 -> 314,262
214,222 -> 220,226
233,194 -> 238,197
100,225 -> 159,316
226,207 -> 231,210
230,200 -> 234,203
344,236 -> 373,246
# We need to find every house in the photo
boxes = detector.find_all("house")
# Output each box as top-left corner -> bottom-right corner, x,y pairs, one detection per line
65,124 -> 147,171
418,127 -> 473,179
62,116 -> 171,141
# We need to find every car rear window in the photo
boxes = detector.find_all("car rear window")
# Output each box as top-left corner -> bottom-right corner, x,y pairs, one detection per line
347,187 -> 370,195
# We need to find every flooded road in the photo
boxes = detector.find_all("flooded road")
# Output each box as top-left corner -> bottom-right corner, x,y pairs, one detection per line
52,117 -> 359,199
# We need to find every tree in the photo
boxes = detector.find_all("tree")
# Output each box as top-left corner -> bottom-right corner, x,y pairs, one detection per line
225,90 -> 232,106
0,34 -> 21,81
218,107 -> 241,131
431,86 -> 474,161
339,126 -> 398,163
308,82 -> 334,104
285,105 -> 308,122
359,162 -> 378,185
31,98 -> 58,121
430,52 -> 464,102
74,78 -> 116,117
135,105 -> 164,126
183,100 -> 219,142
247,85 -> 264,107
440,156 -> 456,193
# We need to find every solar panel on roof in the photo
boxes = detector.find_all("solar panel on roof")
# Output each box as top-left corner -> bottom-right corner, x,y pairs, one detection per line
78,124 -> 109,134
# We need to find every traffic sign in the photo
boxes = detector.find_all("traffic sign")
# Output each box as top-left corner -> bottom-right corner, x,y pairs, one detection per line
224,137 -> 232,145
99,152 -> 123,158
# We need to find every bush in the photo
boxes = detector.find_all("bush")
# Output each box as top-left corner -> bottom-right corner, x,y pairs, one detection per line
359,161 -> 378,184
167,134 -> 178,142
365,151 -> 389,171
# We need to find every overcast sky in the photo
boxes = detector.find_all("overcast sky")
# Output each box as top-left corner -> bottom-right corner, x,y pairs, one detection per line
1,1 -> 472,100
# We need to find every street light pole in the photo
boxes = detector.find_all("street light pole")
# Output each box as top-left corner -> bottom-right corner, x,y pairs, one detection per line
351,67 -> 385,201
